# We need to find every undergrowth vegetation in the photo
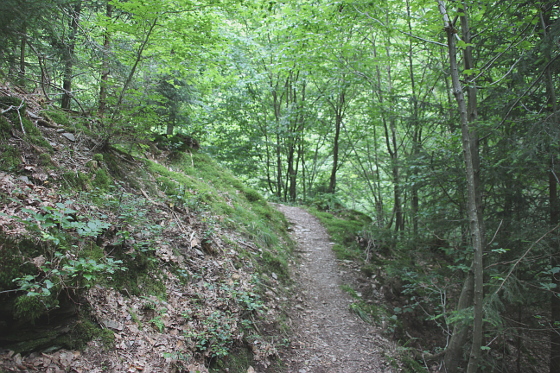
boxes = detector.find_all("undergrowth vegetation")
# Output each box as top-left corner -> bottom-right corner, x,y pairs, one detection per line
307,203 -> 447,372
0,103 -> 293,372
307,205 -> 371,261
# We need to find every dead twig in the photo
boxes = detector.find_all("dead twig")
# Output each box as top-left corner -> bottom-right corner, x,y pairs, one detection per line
1,98 -> 26,134
487,219 -> 503,246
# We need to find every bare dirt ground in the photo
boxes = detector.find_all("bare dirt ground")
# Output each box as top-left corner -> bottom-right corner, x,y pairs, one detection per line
275,205 -> 399,373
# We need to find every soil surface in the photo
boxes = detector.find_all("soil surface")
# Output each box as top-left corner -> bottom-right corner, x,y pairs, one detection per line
275,205 -> 398,373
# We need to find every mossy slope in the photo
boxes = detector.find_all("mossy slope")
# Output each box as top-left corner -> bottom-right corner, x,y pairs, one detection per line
0,94 -> 293,373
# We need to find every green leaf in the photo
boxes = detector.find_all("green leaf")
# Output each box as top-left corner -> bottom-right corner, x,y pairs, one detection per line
463,68 -> 480,76
457,40 -> 474,49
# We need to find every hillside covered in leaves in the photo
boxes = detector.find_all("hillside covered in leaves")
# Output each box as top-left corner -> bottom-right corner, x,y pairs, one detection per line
0,85 -> 296,372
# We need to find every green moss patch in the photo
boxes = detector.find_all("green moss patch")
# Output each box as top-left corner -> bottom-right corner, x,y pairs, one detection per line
22,118 -> 51,150
0,115 -> 12,140
0,145 -> 21,171
308,207 -> 369,260
41,109 -> 71,127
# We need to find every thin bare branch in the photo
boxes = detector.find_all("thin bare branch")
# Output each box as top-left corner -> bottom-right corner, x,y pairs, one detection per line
494,223 -> 560,296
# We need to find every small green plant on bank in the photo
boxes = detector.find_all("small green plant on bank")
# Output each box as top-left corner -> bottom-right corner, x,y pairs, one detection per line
186,310 -> 237,358
219,279 -> 264,313
139,296 -> 169,332
20,202 -> 110,240
185,278 -> 265,360
150,314 -> 166,332
12,252 -> 126,319
4,200 -> 126,321
163,351 -> 192,364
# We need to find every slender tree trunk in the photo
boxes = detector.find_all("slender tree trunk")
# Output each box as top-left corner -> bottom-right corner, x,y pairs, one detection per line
301,140 -> 307,202
392,149 -> 403,232
272,89 -> 283,199
283,74 -> 292,201
406,0 -> 420,236
550,164 -> 560,373
439,2 -> 486,372
386,47 -> 403,232
296,81 -> 306,202
286,144 -> 296,201
372,38 -> 402,231
327,115 -> 340,194
541,4 -> 560,372
276,133 -> 282,199
112,17 -> 158,118
18,25 -> 26,85
166,110 -> 175,136
264,129 -> 275,195
444,270 -> 475,372
61,2 -> 82,110
371,118 -> 385,223
99,3 -> 113,116
288,73 -> 305,201
17,0 -> 28,83
327,90 -> 345,194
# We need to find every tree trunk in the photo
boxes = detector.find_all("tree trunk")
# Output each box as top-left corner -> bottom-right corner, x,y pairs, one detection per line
166,110 -> 175,136
289,72 -> 305,201
273,88 -> 283,199
372,38 -> 402,231
444,270 -> 475,372
286,144 -> 296,201
99,3 -> 112,116
406,0 -> 420,236
18,25 -> 26,85
550,165 -> 560,373
438,2 -> 486,372
61,2 -> 82,110
112,17 -> 158,117
327,90 -> 345,194
541,4 -> 560,372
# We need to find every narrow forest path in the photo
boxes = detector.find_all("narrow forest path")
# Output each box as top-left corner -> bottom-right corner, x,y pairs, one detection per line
275,205 -> 397,373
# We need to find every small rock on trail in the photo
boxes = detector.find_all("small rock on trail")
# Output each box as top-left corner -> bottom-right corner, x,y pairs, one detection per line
275,205 -> 397,373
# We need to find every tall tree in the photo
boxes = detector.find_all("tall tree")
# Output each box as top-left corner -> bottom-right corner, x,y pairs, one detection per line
61,0 -> 82,110
98,2 -> 113,116
540,3 -> 560,372
439,2 -> 486,372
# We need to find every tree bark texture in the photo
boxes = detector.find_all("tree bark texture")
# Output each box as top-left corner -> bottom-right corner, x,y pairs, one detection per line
61,2 -> 82,110
372,39 -> 403,232
18,26 -> 26,85
406,0 -> 421,236
550,166 -> 560,373
99,3 -> 113,116
438,2 -> 486,372
443,270 -> 474,372
327,89 -> 345,194
541,4 -> 560,372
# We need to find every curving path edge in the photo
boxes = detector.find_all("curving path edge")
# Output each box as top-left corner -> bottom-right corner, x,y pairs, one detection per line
275,205 -> 395,373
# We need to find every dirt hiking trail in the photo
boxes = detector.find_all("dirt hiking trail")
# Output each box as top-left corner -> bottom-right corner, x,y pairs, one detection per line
275,205 -> 397,373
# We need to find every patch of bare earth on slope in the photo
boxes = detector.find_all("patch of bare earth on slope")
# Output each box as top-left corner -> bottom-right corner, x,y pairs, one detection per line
275,205 -> 399,373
